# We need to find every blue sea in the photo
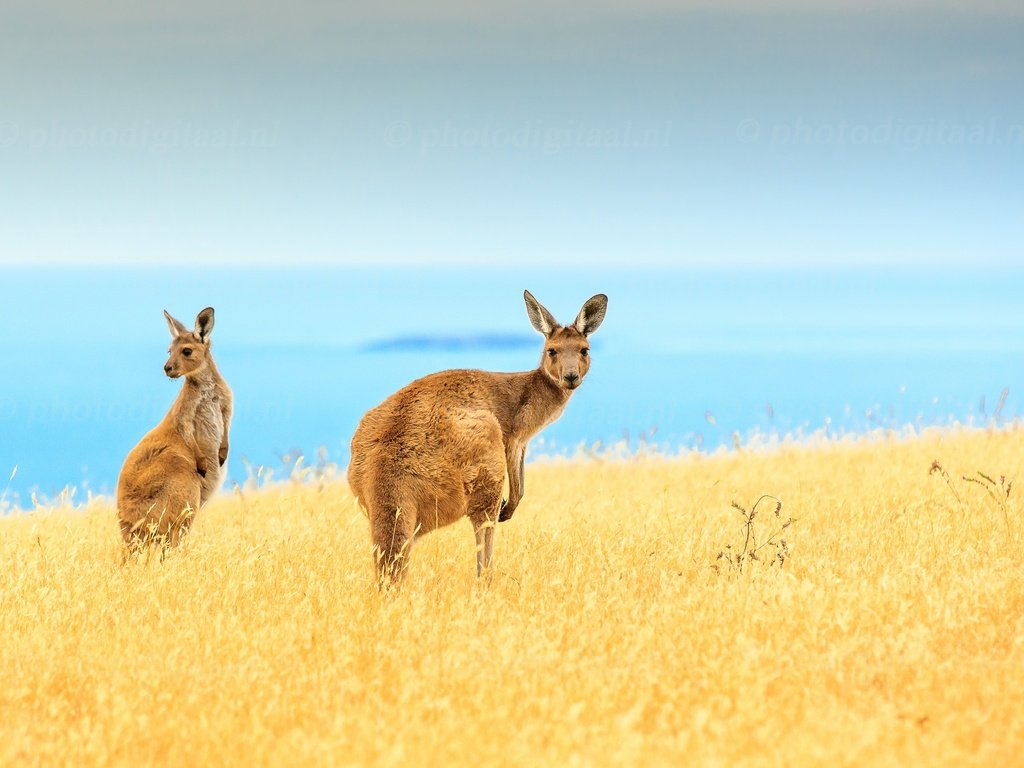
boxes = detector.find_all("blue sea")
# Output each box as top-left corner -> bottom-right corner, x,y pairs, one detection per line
2,267 -> 1022,507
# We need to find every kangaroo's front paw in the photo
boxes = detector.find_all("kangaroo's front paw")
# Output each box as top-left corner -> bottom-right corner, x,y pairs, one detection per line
498,499 -> 514,522
196,460 -> 208,479
218,444 -> 228,466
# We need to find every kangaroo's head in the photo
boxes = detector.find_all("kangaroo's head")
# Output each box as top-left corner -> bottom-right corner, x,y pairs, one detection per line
162,307 -> 216,379
524,290 -> 608,392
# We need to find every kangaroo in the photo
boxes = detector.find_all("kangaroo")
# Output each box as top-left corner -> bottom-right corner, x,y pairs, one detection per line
117,307 -> 233,548
347,290 -> 607,582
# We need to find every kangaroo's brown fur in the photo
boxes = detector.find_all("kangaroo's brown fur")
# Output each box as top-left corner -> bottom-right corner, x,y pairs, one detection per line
348,290 -> 607,582
117,307 -> 233,549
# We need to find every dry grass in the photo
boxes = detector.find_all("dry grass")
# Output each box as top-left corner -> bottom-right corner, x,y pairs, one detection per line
2,428 -> 1023,767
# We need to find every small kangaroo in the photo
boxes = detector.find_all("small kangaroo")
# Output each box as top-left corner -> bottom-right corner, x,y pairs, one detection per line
117,307 -> 233,548
347,290 -> 607,582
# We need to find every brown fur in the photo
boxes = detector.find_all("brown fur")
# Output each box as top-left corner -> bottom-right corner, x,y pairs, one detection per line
348,290 -> 607,582
117,307 -> 233,549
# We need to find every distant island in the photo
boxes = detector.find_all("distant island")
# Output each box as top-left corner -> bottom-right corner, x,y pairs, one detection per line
361,333 -> 537,353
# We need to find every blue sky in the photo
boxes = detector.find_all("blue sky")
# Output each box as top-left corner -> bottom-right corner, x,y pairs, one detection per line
1,1 -> 1021,267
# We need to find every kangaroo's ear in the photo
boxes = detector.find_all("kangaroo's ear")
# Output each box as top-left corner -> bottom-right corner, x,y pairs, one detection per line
194,307 -> 215,342
573,294 -> 608,337
164,310 -> 188,339
524,290 -> 560,337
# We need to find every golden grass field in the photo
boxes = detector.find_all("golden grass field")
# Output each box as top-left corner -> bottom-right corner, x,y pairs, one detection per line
2,428 -> 1023,767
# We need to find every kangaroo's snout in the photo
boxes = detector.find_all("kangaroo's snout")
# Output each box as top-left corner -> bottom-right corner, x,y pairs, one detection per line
563,372 -> 580,389
164,363 -> 178,378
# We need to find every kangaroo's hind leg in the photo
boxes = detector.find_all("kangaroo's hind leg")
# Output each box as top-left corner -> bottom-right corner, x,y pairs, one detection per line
370,493 -> 418,586
147,475 -> 201,549
467,464 -> 506,578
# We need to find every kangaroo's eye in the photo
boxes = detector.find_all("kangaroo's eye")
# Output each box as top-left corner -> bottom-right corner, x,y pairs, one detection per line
182,348 -> 193,357
547,349 -> 557,358
580,348 -> 589,357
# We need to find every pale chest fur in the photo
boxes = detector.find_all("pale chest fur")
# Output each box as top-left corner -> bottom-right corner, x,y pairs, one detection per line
540,402 -> 567,430
518,396 -> 568,442
192,393 -> 225,456
177,382 -> 225,460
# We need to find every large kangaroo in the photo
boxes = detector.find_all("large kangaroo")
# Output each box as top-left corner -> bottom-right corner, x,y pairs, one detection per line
348,290 -> 607,582
117,307 -> 233,548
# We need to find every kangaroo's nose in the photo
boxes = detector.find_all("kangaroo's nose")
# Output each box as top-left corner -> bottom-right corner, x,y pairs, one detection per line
564,373 -> 580,386
164,364 -> 173,374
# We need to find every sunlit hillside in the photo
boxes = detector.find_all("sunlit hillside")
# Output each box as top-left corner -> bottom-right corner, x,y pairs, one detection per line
2,429 -> 1022,766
